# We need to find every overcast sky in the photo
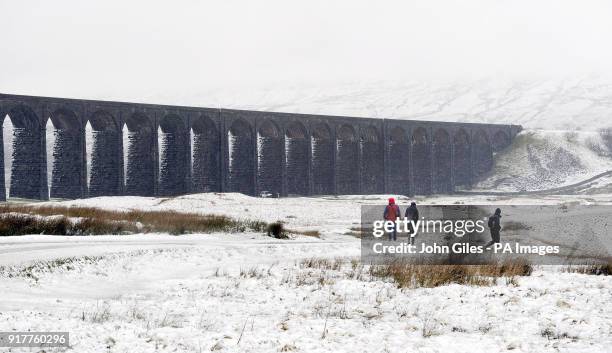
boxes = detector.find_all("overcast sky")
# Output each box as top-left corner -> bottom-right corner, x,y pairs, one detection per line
1,0 -> 612,99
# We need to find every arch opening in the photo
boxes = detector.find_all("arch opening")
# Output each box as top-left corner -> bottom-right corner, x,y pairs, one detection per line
311,123 -> 333,195
3,106 -> 46,200
411,127 -> 432,195
227,119 -> 254,195
492,130 -> 510,152
453,129 -> 471,187
360,126 -> 383,194
388,126 -> 410,195
191,117 -> 220,192
257,120 -> 282,196
158,114 -> 188,196
124,112 -> 155,196
87,111 -> 121,196
285,121 -> 309,195
47,108 -> 83,201
336,124 -> 358,194
473,130 -> 493,178
433,128 -> 452,193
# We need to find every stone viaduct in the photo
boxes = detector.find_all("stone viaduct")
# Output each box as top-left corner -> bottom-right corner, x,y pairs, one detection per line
0,93 -> 521,201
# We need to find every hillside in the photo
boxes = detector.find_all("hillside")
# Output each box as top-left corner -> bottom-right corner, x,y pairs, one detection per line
134,76 -> 612,131
475,129 -> 612,192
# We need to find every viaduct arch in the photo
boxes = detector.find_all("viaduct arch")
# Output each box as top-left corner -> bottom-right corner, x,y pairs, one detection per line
0,93 -> 521,200
88,110 -> 121,196
191,114 -> 220,193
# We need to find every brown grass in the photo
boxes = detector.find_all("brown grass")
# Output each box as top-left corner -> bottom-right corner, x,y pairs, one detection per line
300,257 -> 343,271
0,204 -> 267,236
344,226 -> 364,238
289,229 -> 321,238
296,257 -> 532,288
0,212 -> 138,236
369,259 -> 533,288
70,217 -> 138,235
0,213 -> 71,236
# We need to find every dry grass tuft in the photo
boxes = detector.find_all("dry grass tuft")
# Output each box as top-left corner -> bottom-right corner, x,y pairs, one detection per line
369,259 -> 533,288
71,217 -> 138,235
300,257 -> 343,271
0,204 -> 269,236
0,213 -> 70,236
297,257 -> 532,288
290,229 -> 321,238
344,226 -> 364,238
0,212 -> 139,236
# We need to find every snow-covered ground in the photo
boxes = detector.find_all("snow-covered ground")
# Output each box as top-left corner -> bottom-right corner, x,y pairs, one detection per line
475,129 -> 612,192
1,193 -> 611,353
2,239 -> 610,353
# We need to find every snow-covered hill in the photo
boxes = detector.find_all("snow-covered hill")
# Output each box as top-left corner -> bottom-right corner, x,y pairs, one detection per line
120,76 -> 612,131
476,129 -> 612,192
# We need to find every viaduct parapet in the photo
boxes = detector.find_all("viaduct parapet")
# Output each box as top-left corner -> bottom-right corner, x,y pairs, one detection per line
0,93 -> 522,201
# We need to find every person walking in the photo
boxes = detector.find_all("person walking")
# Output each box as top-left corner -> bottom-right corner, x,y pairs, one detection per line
383,197 -> 401,241
405,202 -> 419,244
485,208 -> 502,248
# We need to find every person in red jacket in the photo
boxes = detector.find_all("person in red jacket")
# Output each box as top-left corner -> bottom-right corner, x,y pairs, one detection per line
383,197 -> 401,241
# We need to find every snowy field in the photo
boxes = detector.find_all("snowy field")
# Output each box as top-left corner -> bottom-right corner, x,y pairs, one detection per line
1,193 -> 611,353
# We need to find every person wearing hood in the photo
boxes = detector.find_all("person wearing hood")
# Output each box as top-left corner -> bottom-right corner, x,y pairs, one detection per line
405,202 -> 419,245
485,208 -> 502,248
383,197 -> 401,241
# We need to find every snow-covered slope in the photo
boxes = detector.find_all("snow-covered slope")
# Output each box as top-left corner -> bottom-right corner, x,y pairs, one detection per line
4,76 -> 610,130
476,130 -> 612,192
115,76 -> 612,131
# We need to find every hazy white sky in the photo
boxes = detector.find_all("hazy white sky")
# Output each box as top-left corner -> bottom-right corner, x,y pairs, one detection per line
1,0 -> 612,98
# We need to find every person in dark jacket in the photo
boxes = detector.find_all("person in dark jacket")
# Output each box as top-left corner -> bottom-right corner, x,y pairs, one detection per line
485,208 -> 502,248
405,202 -> 419,244
383,197 -> 401,241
